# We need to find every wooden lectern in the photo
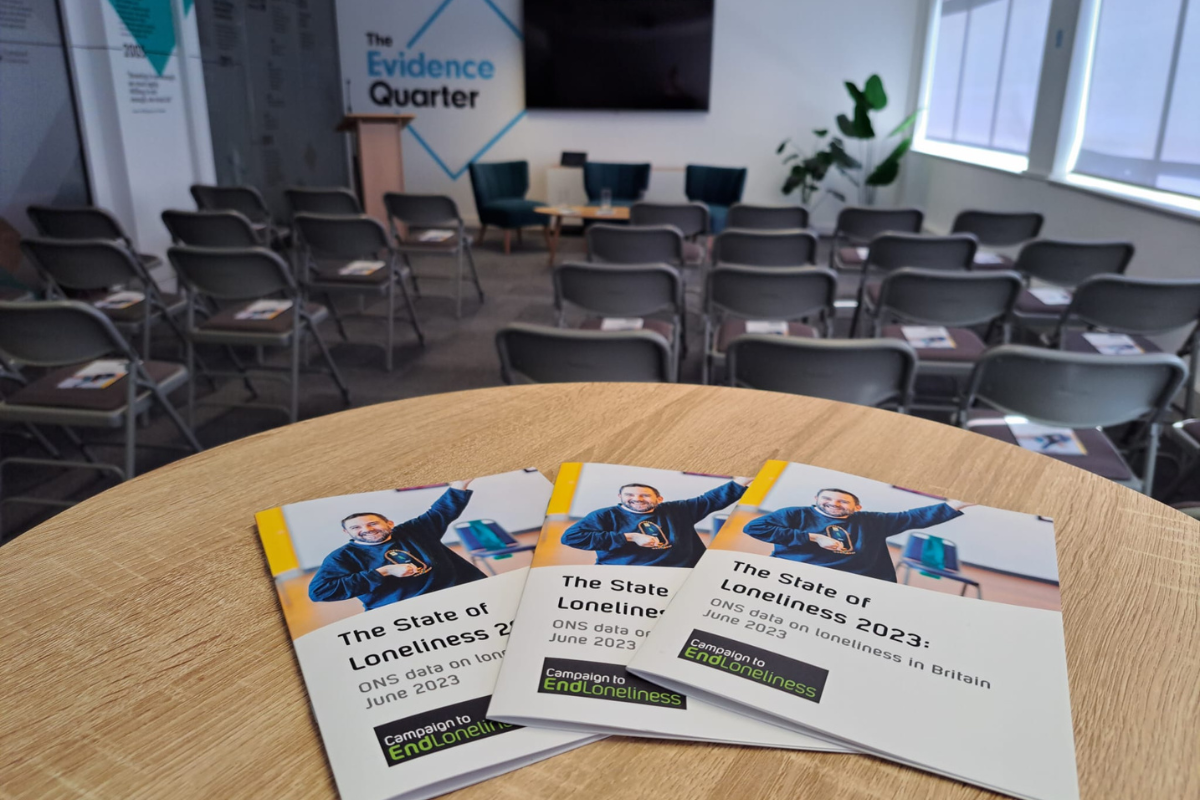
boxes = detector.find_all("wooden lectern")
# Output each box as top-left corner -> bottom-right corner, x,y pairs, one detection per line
336,113 -> 416,224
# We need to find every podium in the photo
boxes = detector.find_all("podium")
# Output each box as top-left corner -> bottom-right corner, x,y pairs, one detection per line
337,113 -> 416,224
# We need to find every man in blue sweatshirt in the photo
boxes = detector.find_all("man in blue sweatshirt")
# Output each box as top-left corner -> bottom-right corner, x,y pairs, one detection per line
561,478 -> 751,568
742,488 -> 975,582
308,480 -> 486,610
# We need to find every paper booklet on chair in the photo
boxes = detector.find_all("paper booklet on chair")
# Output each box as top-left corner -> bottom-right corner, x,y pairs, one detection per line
92,290 -> 144,309
1082,332 -> 1142,355
253,469 -> 598,800
626,460 -> 1078,800
236,299 -> 293,320
1008,421 -> 1088,456
56,359 -> 128,390
341,260 -> 385,276
599,318 -> 644,331
487,462 -> 846,752
417,229 -> 454,243
901,326 -> 956,349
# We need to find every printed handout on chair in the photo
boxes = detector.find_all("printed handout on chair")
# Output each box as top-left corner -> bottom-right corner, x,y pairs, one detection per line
417,229 -> 455,243
235,299 -> 293,320
974,251 -> 1007,265
1008,421 -> 1088,455
1028,287 -> 1072,306
92,290 -> 144,309
1081,332 -> 1142,355
340,260 -> 385,276
628,460 -> 1077,800
56,359 -> 128,390
901,326 -> 956,349
855,246 -> 869,260
488,462 -> 845,752
745,320 -> 790,335
600,318 -> 645,331
253,469 -> 598,800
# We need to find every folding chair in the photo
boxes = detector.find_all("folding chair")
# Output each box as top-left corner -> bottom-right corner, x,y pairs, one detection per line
586,224 -> 684,267
553,262 -> 686,369
1052,275 -> 1200,418
27,205 -> 162,271
0,300 -> 201,515
726,336 -> 918,412
21,238 -> 189,359
285,187 -> 363,216
383,193 -> 483,319
190,184 -> 289,246
951,210 -> 1043,269
496,322 -> 674,384
871,268 -> 1023,380
629,202 -> 709,265
725,204 -> 809,231
703,265 -> 837,384
830,206 -> 924,272
959,345 -> 1185,495
851,232 -> 978,337
168,246 -> 349,424
292,213 -> 424,370
162,209 -> 263,248
1010,239 -> 1133,330
712,229 -> 819,267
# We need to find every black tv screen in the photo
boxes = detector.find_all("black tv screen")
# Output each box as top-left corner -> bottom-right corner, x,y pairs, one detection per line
523,0 -> 714,111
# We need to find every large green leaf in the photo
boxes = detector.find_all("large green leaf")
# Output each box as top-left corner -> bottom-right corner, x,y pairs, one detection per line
777,139 -> 789,154
845,81 -> 865,105
887,109 -> 920,138
865,136 -> 912,186
813,128 -> 828,138
782,165 -> 805,195
836,114 -> 857,137
829,139 -> 862,169
826,189 -> 848,203
852,102 -> 875,139
864,74 -> 888,110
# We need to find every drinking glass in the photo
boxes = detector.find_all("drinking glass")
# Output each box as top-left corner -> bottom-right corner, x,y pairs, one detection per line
600,188 -> 612,211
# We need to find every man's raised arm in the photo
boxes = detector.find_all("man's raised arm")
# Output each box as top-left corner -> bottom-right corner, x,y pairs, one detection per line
674,479 -> 751,522
871,501 -> 969,538
391,481 -> 474,544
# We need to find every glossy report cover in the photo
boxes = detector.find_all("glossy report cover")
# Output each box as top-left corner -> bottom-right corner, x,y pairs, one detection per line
254,468 -> 599,800
486,462 -> 846,751
628,460 -> 1078,800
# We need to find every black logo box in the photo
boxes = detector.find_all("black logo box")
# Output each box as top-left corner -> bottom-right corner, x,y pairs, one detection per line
374,695 -> 517,767
678,629 -> 829,703
539,656 -> 687,709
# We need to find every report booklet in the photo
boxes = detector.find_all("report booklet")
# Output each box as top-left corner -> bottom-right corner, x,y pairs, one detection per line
628,460 -> 1077,800
487,462 -> 845,751
254,469 -> 598,800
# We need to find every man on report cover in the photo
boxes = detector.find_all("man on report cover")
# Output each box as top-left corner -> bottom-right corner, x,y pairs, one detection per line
742,488 -> 975,582
562,478 -> 752,568
309,480 -> 486,610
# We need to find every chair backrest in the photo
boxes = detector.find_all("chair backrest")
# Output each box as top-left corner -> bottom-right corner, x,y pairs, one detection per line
496,323 -> 673,384
705,265 -> 837,322
293,213 -> 390,259
382,193 -> 462,228
866,232 -> 977,272
285,187 -> 362,216
834,206 -> 924,243
726,204 -> 809,230
685,165 -> 747,206
629,202 -> 709,237
1014,239 -> 1133,287
0,300 -> 132,367
964,345 -> 1186,428
951,210 -> 1044,247
190,184 -> 271,223
554,262 -> 683,319
21,238 -> 141,292
876,268 -> 1023,328
583,162 -> 652,202
1059,275 -> 1200,336
726,336 -> 917,410
161,209 -> 261,248
587,224 -> 683,265
713,229 -> 819,267
168,246 -> 294,301
467,161 -> 530,207
27,206 -> 128,243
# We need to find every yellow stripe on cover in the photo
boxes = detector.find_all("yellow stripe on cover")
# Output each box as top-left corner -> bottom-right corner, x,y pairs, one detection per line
740,459 -> 787,506
532,463 -> 583,567
545,462 -> 582,514
255,507 -> 299,576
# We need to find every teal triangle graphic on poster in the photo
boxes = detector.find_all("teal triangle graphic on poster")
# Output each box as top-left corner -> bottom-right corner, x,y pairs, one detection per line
107,0 -> 177,76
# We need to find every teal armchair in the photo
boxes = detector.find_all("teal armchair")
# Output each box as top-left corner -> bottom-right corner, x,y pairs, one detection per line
583,162 -> 651,207
468,161 -> 548,254
686,165 -> 747,233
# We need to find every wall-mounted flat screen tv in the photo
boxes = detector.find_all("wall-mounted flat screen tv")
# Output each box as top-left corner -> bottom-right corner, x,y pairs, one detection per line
523,0 -> 715,111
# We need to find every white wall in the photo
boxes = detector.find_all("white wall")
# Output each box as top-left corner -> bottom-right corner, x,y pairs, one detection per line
337,0 -> 926,229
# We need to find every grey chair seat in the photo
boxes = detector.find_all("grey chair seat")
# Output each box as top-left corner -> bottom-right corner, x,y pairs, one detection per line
579,316 -> 675,343
716,320 -> 816,353
193,302 -> 328,344
100,291 -> 186,322
1061,331 -> 1161,354
881,325 -> 986,363
0,360 -> 188,426
1015,288 -> 1073,315
964,410 -> 1135,481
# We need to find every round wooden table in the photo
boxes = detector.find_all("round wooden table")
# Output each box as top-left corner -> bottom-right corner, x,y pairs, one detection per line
1,384 -> 1195,800
535,204 -> 631,265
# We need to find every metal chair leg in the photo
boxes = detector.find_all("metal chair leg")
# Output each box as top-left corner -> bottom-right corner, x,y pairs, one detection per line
325,292 -> 349,341
466,247 -> 484,301
386,274 -> 395,372
150,385 -> 203,453
397,271 -> 424,346
455,247 -> 464,319
186,337 -> 197,429
124,375 -> 138,480
1144,422 -> 1162,497
308,323 -> 351,405
289,329 -> 301,424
